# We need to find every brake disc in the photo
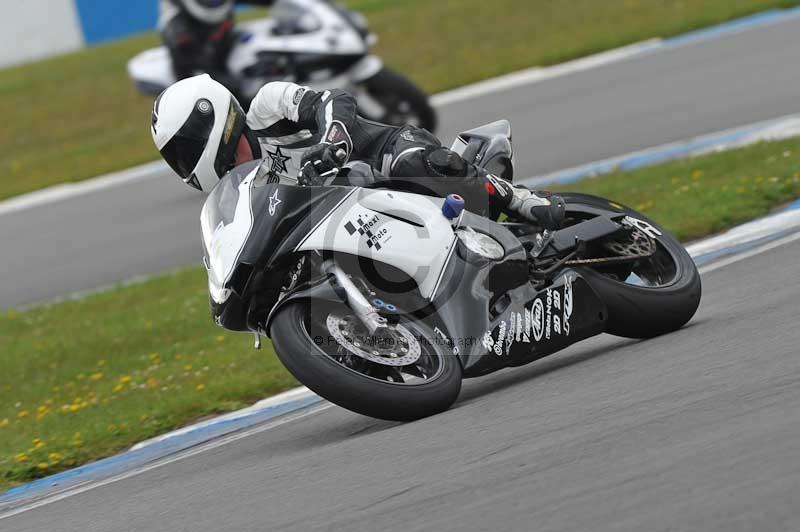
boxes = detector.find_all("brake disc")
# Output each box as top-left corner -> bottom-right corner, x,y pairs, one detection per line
326,315 -> 422,367
604,226 -> 657,257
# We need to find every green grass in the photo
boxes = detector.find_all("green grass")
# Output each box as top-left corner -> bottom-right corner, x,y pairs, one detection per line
551,137 -> 800,241
3,135 -> 800,491
0,268 -> 297,491
2,0 -> 800,200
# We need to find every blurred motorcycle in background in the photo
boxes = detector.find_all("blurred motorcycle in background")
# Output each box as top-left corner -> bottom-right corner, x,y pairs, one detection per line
128,0 -> 438,131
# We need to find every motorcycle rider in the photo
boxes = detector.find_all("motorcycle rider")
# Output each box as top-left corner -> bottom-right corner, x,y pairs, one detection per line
159,0 -> 275,85
150,74 -> 565,228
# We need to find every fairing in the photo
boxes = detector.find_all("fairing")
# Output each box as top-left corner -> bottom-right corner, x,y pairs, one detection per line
268,210 -> 608,377
421,212 -> 608,377
201,161 -> 350,330
296,188 -> 457,300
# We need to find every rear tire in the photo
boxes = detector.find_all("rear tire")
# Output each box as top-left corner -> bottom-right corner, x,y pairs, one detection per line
270,301 -> 462,421
359,68 -> 438,133
562,193 -> 702,338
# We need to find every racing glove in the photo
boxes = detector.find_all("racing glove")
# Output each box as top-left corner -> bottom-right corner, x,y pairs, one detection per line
298,143 -> 348,186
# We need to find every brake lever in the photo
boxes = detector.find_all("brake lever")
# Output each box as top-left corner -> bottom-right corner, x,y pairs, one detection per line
297,149 -> 349,184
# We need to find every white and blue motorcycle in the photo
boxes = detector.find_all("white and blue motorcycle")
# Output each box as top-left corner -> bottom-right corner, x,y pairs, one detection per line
129,0 -> 437,131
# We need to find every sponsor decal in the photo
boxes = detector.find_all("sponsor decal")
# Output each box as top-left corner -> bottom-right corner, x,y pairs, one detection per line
400,130 -> 415,142
523,308 -> 532,343
223,107 -> 238,144
531,298 -> 544,342
505,314 -> 516,355
563,277 -> 572,336
494,321 -> 506,356
293,87 -> 306,105
344,213 -> 390,251
482,331 -> 494,351
563,278 -> 573,319
324,121 -> 352,155
327,124 -> 341,142
621,216 -> 662,239
264,146 -> 291,182
481,277 -> 575,356
268,189 -> 281,217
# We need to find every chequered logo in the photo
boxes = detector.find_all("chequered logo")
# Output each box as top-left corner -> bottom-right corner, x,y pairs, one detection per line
344,216 -> 382,251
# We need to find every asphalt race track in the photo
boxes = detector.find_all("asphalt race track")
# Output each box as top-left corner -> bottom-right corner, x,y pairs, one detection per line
4,15 -> 800,308
5,231 -> 800,531
4,13 -> 800,532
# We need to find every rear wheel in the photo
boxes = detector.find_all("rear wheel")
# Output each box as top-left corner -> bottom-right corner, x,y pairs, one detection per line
356,68 -> 438,133
270,301 -> 462,421
561,193 -> 702,338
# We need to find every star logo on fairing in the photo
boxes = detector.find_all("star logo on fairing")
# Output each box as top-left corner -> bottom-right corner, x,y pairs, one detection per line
265,146 -> 291,182
268,190 -> 282,217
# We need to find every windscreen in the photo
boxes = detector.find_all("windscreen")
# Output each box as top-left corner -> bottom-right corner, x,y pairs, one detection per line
200,166 -> 256,301
272,0 -> 322,34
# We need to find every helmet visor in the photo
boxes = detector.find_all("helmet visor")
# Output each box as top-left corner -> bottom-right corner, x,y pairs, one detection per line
214,96 -> 247,178
160,99 -> 216,189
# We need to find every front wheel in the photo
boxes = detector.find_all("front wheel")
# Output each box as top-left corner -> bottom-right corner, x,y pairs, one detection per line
356,68 -> 438,133
561,193 -> 702,339
270,301 -> 462,421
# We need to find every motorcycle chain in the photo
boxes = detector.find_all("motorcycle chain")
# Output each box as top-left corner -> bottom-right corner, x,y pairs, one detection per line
566,228 -> 656,266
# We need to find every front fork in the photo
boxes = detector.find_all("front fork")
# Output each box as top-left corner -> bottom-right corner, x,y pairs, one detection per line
323,260 -> 389,335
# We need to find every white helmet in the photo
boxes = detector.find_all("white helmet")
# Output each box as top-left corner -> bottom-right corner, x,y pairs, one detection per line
151,74 -> 248,193
179,0 -> 234,25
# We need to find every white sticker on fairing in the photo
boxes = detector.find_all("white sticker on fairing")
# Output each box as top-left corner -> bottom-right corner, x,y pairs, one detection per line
482,277 -> 574,356
532,298 -> 544,342
482,331 -> 494,352
622,216 -> 662,239
494,321 -> 506,356
505,314 -> 516,355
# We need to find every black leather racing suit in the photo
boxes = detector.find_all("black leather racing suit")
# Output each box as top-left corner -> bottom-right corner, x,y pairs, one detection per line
159,0 -> 275,82
244,82 -> 515,219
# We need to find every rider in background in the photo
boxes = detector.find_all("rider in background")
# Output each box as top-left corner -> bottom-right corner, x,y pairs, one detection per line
159,0 -> 276,89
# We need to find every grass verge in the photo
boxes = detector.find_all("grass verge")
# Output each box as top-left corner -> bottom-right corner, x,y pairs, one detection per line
3,136 -> 800,491
550,137 -> 800,241
2,0 -> 800,200
0,268 -> 297,491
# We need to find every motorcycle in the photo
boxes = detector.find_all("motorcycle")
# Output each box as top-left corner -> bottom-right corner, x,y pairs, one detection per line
128,0 -> 437,131
200,120 -> 702,421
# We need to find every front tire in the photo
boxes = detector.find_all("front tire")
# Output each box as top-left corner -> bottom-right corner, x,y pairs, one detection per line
270,301 -> 462,421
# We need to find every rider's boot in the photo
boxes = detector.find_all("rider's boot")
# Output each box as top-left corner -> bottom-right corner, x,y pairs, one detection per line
395,145 -> 566,229
482,174 -> 566,230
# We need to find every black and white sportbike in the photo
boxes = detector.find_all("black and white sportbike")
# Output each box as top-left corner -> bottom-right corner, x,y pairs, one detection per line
201,120 -> 701,421
129,0 -> 437,131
